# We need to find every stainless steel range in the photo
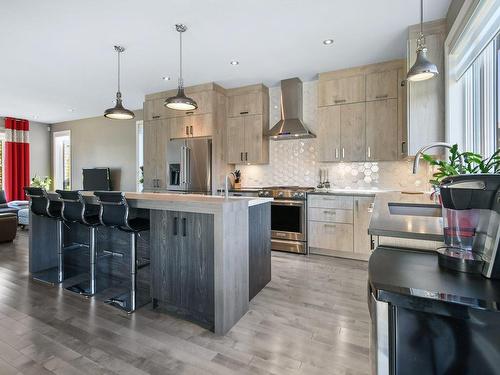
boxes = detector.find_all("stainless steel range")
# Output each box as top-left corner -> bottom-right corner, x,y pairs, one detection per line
258,186 -> 315,254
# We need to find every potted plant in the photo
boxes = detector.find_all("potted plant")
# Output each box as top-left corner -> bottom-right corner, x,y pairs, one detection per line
31,175 -> 52,191
232,170 -> 241,189
423,144 -> 500,186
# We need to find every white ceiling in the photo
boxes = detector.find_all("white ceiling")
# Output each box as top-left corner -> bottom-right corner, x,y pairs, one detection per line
0,0 -> 451,124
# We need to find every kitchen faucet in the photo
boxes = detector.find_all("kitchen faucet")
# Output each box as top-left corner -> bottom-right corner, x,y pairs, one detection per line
412,142 -> 464,174
224,173 -> 233,199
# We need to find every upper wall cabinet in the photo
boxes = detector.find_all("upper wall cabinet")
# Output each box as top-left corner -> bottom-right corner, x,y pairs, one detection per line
225,84 -> 269,164
317,60 -> 406,162
366,69 -> 399,101
227,91 -> 263,117
318,75 -> 365,106
406,19 -> 446,155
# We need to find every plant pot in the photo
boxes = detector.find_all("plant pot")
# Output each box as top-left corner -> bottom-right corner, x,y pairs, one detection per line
234,182 -> 242,189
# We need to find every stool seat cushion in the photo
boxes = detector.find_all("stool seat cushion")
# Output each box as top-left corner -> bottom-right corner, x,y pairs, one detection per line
18,208 -> 29,226
122,217 -> 150,232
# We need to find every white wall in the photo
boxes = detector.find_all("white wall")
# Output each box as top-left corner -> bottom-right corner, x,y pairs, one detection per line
50,110 -> 143,192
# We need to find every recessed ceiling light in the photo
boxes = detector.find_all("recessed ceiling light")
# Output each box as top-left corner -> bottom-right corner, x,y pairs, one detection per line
323,39 -> 334,46
230,60 -> 239,66
67,108 -> 74,112
33,115 -> 39,120
162,76 -> 171,81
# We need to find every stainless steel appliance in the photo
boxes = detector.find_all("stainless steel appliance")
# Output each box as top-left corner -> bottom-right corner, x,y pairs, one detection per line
438,174 -> 500,278
167,138 -> 212,194
258,186 -> 314,254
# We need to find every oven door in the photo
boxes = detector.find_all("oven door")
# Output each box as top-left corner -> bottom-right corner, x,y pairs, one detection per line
271,200 -> 306,242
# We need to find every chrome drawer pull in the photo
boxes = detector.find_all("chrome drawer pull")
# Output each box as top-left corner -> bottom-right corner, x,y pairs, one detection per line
323,210 -> 336,214
375,94 -> 388,99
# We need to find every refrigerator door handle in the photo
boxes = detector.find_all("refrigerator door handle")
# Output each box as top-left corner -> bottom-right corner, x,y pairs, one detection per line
180,146 -> 186,185
185,147 -> 191,187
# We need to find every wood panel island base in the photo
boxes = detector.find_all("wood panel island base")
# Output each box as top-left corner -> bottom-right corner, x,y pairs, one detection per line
29,192 -> 272,335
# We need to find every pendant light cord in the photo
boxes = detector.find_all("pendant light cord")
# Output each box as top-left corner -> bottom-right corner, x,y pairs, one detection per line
178,30 -> 183,89
420,0 -> 423,35
117,48 -> 121,93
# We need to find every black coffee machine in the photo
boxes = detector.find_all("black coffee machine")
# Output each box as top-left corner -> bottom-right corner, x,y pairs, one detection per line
438,174 -> 500,278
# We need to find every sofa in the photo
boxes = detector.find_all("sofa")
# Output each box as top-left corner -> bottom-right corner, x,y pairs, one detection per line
0,191 -> 20,215
0,213 -> 18,242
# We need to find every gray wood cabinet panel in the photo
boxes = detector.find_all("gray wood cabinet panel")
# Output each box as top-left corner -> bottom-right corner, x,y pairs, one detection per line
248,203 -> 271,301
353,196 -> 374,255
150,210 -> 215,329
340,103 -> 366,162
366,99 -> 398,161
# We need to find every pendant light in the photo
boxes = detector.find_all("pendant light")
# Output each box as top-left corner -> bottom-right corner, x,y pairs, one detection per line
407,0 -> 439,82
104,45 -> 135,120
165,24 -> 198,111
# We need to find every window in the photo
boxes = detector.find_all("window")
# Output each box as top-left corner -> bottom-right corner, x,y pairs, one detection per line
53,130 -> 71,190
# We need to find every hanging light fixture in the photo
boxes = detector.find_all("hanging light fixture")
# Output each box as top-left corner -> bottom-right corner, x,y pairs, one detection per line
165,24 -> 198,111
104,45 -> 135,120
407,0 -> 439,82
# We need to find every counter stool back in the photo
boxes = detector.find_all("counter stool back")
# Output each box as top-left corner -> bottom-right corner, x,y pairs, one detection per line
24,187 -> 64,284
94,191 -> 150,313
57,190 -> 100,296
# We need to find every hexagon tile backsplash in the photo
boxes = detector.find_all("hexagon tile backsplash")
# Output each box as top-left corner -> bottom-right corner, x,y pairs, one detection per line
238,139 -> 432,191
236,80 -> 432,191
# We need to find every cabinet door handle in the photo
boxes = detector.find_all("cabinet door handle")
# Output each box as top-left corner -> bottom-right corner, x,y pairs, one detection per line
245,152 -> 248,161
240,111 -> 249,115
324,224 -> 336,228
185,126 -> 189,136
335,148 -> 339,159
367,147 -> 371,159
182,218 -> 187,237
342,148 -> 345,159
323,210 -> 336,214
401,141 -> 406,154
190,126 -> 193,135
334,99 -> 346,104
355,200 -> 359,211
185,111 -> 194,115
152,115 -> 160,119
240,152 -> 243,161
375,94 -> 388,99
173,217 -> 178,236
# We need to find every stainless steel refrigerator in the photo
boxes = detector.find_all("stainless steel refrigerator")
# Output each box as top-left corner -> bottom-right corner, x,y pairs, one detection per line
166,138 -> 212,194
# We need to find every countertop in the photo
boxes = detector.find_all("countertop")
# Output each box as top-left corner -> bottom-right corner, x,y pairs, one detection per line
310,188 -> 389,196
368,192 -> 444,242
369,247 -> 500,313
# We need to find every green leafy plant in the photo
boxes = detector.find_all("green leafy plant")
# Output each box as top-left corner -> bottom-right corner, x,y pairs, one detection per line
231,170 -> 241,183
31,175 -> 52,191
423,145 -> 500,186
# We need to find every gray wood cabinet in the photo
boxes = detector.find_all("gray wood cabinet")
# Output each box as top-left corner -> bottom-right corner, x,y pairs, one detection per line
226,84 -> 269,164
143,119 -> 168,190
317,60 -> 407,162
354,196 -> 374,255
150,210 -> 215,328
308,194 -> 374,261
366,99 -> 398,161
169,113 -> 213,139
406,20 -> 446,155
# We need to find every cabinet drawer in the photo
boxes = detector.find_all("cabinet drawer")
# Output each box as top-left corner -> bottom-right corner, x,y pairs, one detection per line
318,75 -> 365,106
308,222 -> 353,252
308,208 -> 353,224
308,195 -> 354,209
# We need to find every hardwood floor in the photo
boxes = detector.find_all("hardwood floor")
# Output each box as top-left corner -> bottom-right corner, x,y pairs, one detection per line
0,230 -> 370,375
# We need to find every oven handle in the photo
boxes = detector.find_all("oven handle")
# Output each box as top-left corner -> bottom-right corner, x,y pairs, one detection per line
271,200 -> 305,207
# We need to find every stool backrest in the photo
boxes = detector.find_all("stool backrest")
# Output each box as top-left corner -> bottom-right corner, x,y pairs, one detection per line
94,191 -> 129,228
24,187 -> 50,216
56,190 -> 85,223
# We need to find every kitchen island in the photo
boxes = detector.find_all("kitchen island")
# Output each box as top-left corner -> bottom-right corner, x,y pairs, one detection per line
29,192 -> 272,335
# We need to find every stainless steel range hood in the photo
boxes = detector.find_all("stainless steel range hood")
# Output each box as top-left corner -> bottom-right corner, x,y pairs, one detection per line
266,77 -> 316,140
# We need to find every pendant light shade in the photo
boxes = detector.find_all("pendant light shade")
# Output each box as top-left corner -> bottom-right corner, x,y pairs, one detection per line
165,24 -> 198,111
104,46 -> 135,120
407,0 -> 439,82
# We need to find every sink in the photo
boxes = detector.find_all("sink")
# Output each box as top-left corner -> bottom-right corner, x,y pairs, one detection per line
388,202 -> 442,217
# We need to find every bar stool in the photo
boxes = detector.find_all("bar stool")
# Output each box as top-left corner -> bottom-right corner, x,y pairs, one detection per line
94,191 -> 149,313
56,190 -> 100,296
24,187 -> 63,284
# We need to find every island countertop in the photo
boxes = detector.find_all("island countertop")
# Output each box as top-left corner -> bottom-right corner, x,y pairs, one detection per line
368,192 -> 444,242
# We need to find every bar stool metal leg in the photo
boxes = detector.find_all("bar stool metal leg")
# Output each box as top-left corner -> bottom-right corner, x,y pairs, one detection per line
57,220 -> 64,283
89,226 -> 97,295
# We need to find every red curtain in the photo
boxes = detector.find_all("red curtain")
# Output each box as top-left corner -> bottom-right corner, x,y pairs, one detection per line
4,118 -> 30,201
